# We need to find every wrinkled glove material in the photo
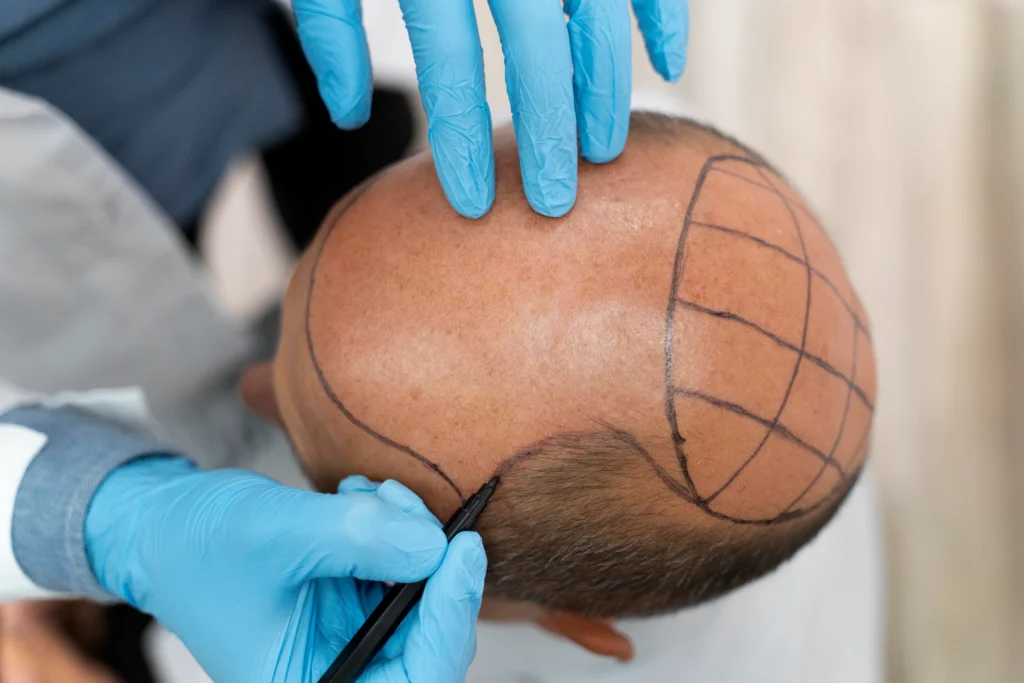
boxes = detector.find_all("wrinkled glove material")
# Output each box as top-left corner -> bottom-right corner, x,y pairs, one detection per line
86,461 -> 485,683
292,0 -> 687,218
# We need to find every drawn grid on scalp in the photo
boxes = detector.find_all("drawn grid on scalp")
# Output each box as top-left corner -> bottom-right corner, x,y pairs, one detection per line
690,220 -> 871,340
303,155 -> 866,526
675,298 -> 873,410
704,167 -> 871,341
701,163 -> 815,505
663,155 -> 869,524
672,387 -> 847,479
782,325 -> 860,514
305,183 -> 466,502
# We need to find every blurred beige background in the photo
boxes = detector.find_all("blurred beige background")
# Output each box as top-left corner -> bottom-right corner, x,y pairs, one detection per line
201,1 -> 1024,681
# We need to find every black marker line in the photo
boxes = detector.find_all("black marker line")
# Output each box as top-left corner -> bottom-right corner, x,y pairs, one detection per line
700,481 -> 847,525
703,165 -> 815,505
782,327 -> 859,513
663,155 -> 739,499
674,299 -> 873,410
690,221 -> 870,340
708,166 -> 860,327
305,183 -> 465,502
672,388 -> 846,478
708,166 -> 821,227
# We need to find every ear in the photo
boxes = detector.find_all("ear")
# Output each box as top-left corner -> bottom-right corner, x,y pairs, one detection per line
240,362 -> 284,427
537,611 -> 634,662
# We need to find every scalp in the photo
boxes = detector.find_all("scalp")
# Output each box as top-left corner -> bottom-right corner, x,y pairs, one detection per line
275,115 -> 875,534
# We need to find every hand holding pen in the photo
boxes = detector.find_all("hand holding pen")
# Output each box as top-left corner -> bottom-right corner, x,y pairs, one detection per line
86,462 -> 487,683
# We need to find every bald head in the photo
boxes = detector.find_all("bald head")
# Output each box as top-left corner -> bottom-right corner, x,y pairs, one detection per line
266,113 -> 876,617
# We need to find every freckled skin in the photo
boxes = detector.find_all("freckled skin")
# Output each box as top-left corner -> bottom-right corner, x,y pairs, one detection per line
271,123 -> 875,528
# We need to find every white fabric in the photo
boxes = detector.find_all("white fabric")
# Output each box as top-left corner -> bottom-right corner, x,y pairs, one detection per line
0,424 -> 57,601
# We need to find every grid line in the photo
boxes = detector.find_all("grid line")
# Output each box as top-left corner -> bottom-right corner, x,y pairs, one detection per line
782,325 -> 859,513
690,220 -> 871,339
701,165 -> 815,504
674,298 -> 874,410
664,155 -> 869,524
672,388 -> 847,478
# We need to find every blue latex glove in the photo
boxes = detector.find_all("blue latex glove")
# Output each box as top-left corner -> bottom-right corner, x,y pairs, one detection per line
85,459 -> 485,683
291,0 -> 689,219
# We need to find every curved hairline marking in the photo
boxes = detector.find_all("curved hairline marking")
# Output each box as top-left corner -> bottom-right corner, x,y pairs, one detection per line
305,175 -> 710,511
306,157 -> 857,526
304,180 -> 466,502
663,154 -> 854,525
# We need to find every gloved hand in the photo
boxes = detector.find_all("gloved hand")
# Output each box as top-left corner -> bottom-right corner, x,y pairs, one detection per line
85,459 -> 485,683
291,0 -> 689,219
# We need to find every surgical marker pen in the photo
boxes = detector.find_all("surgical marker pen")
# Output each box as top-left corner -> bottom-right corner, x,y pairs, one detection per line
318,477 -> 499,683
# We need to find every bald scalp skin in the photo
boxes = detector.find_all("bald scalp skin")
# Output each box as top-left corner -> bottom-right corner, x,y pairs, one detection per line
273,119 -> 875,538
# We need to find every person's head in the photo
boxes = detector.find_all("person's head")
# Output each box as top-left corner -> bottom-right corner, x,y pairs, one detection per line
243,112 -> 876,658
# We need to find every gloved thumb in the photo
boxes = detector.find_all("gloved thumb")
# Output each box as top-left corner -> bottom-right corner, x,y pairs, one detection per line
259,488 -> 448,585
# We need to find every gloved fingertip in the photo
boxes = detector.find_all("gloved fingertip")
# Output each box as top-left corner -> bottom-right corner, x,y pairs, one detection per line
432,131 -> 495,219
376,480 -> 443,527
379,517 -> 448,573
449,532 -> 487,591
580,128 -> 627,165
336,474 -> 378,494
653,49 -> 687,83
327,93 -> 373,130
442,175 -> 494,219
434,152 -> 493,219
452,190 -> 495,220
651,14 -> 689,83
525,180 -> 576,218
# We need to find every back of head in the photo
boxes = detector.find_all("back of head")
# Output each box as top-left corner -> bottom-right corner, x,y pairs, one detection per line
270,112 -> 877,618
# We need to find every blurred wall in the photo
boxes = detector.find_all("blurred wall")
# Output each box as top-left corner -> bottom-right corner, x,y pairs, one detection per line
470,1 -> 1024,681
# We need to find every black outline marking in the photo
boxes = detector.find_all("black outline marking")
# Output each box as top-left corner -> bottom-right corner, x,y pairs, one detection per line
701,165 -> 814,504
302,154 -> 873,526
675,298 -> 873,409
782,326 -> 859,513
305,183 -> 465,501
663,156 -> 871,524
690,220 -> 870,339
672,388 -> 846,478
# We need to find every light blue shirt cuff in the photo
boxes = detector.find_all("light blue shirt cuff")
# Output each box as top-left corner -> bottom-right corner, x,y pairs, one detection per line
1,405 -> 183,599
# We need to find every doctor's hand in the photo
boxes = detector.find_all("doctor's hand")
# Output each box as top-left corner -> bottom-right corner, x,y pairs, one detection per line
291,0 -> 689,219
85,460 -> 485,683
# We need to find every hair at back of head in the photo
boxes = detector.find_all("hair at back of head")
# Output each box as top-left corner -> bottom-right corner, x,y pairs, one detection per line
478,426 -> 855,617
474,112 -> 864,617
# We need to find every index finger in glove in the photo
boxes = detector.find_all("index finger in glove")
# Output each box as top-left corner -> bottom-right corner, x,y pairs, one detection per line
564,0 -> 633,164
489,0 -> 577,218
337,476 -> 443,527
262,489 -> 447,584
399,0 -> 494,219
292,0 -> 373,128
360,532 -> 486,683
